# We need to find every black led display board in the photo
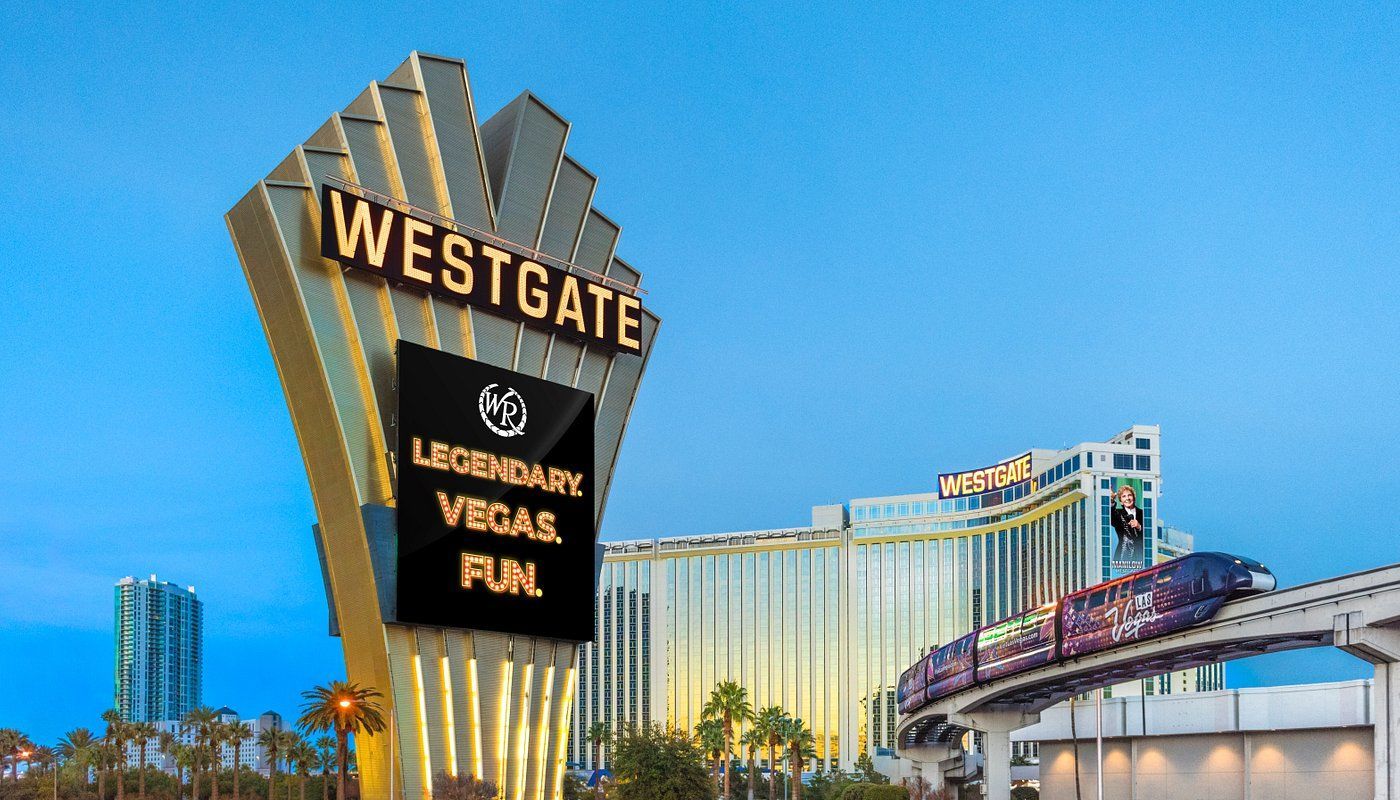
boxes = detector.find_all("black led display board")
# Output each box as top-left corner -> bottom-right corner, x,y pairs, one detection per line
394,340 -> 596,641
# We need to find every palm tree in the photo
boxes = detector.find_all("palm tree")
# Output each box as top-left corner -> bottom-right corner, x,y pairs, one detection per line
157,732 -> 178,799
779,718 -> 815,800
171,744 -> 194,800
58,728 -> 98,787
695,719 -> 724,795
100,710 -> 128,800
281,733 -> 305,800
183,708 -> 220,800
584,721 -> 609,799
752,707 -> 788,800
31,746 -> 55,776
95,740 -> 119,800
313,738 -> 334,800
702,681 -> 753,800
0,729 -> 17,781
290,741 -> 315,800
128,722 -> 157,800
13,732 -> 36,781
258,728 -> 294,800
222,722 -> 252,800
205,719 -> 226,800
1,730 -> 34,782
739,728 -> 763,800
296,682 -> 387,800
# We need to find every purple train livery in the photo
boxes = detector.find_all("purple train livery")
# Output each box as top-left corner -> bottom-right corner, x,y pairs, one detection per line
975,601 -> 1060,683
898,552 -> 1275,717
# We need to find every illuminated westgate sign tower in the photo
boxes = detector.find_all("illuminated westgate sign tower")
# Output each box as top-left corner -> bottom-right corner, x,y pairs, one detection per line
226,52 -> 658,800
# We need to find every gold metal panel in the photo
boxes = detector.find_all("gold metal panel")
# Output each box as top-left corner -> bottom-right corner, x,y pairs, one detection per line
384,625 -> 425,799
415,629 -> 452,782
227,188 -> 395,799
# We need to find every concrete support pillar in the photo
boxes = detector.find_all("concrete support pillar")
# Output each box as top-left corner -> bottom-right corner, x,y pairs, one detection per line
1378,661 -> 1397,800
982,729 -> 1011,800
1332,613 -> 1400,800
947,711 -> 1038,800
900,743 -> 954,792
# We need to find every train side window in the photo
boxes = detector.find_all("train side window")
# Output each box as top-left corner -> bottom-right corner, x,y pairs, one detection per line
1088,590 -> 1107,608
1133,575 -> 1152,594
1157,566 -> 1177,585
1072,596 -> 1087,613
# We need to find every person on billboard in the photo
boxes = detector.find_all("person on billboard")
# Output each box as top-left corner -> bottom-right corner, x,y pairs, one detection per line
1110,484 -> 1145,565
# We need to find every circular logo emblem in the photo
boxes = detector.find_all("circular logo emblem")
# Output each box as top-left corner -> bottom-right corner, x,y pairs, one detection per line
478,383 -> 527,437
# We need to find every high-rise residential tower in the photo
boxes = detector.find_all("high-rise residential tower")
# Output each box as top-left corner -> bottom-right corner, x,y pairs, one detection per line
115,575 -> 203,722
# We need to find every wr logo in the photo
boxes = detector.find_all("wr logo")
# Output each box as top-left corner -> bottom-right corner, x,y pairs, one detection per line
478,383 -> 527,438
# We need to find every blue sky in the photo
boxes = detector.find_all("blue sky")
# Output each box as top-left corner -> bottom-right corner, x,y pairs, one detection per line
2,3 -> 1397,744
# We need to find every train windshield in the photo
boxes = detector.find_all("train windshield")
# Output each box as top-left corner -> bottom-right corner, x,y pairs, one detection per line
1234,555 -> 1269,572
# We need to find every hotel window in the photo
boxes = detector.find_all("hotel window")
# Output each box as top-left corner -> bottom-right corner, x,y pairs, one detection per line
1087,453 -> 1093,466
1136,455 -> 1151,471
897,503 -> 909,516
1136,437 -> 1151,450
1113,454 -> 1133,469
854,506 -> 866,521
884,503 -> 895,517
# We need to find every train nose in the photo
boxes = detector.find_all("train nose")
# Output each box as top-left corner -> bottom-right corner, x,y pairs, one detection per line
1248,570 -> 1276,592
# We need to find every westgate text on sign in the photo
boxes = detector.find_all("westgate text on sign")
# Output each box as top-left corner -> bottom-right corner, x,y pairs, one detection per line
937,452 -> 1034,500
395,340 -> 597,641
320,184 -> 644,355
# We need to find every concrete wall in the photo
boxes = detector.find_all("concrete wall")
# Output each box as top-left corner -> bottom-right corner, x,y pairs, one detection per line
1039,728 -> 1373,800
1016,680 -> 1374,742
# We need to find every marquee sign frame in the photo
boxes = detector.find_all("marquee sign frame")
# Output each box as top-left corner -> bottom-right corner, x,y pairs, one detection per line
227,51 -> 658,800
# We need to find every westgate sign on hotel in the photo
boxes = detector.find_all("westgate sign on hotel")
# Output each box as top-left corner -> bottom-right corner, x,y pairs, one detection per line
937,453 -> 1035,500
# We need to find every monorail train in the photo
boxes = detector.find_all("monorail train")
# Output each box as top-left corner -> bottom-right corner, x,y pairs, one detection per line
896,552 -> 1275,717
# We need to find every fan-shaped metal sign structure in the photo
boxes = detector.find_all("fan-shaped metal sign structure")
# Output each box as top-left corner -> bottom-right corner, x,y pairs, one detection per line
227,51 -> 659,800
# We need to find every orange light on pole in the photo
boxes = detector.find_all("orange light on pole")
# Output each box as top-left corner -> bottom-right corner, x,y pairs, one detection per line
338,699 -> 352,709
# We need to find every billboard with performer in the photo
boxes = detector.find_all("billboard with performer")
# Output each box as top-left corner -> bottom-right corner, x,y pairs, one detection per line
1107,476 -> 1150,577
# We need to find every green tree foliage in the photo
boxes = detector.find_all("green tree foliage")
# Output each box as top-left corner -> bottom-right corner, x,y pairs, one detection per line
57,729 -> 98,787
1010,787 -> 1039,800
608,724 -> 711,800
803,765 -> 854,800
852,754 -> 887,785
429,771 -> 497,800
694,719 -> 724,793
559,773 -> 589,800
863,786 -> 909,800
